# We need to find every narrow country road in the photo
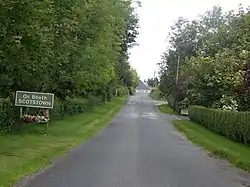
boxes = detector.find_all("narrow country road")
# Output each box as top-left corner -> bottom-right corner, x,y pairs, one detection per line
21,93 -> 250,187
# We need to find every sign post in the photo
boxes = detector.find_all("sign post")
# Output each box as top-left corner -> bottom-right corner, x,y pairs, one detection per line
15,91 -> 54,134
15,91 -> 54,108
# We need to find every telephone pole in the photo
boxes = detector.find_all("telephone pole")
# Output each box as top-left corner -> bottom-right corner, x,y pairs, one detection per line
174,55 -> 181,114
153,69 -> 156,89
176,55 -> 180,85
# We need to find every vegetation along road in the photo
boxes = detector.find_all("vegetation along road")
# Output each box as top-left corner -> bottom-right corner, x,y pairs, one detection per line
1,0 -> 250,186
19,93 -> 250,187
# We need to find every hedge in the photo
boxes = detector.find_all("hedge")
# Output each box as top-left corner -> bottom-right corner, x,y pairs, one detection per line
167,95 -> 182,113
116,85 -> 129,97
50,95 -> 103,120
189,105 -> 250,145
0,98 -> 19,133
150,90 -> 165,100
167,95 -> 175,108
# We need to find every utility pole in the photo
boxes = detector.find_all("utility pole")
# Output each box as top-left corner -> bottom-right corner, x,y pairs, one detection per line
153,69 -> 156,89
176,55 -> 180,85
174,55 -> 180,114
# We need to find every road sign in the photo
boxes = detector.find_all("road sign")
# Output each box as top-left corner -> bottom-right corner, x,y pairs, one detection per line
15,91 -> 54,109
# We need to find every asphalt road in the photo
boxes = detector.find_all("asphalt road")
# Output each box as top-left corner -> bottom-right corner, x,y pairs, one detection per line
21,93 -> 250,187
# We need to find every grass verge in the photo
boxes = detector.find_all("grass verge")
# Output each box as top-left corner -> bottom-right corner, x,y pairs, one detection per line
0,97 -> 127,187
157,104 -> 177,115
173,120 -> 250,172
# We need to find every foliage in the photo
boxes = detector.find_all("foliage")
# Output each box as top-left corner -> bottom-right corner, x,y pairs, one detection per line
53,97 -> 103,117
116,85 -> 129,97
0,0 -> 139,132
166,95 -> 175,108
158,5 -> 250,111
125,68 -> 139,89
0,99 -> 18,134
150,90 -> 165,100
189,105 -> 250,145
147,77 -> 158,87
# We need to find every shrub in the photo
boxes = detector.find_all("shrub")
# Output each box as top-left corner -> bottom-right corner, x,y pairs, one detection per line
51,95 -> 103,119
167,95 -> 183,114
167,95 -> 175,108
0,98 -> 18,133
117,85 -> 128,96
189,105 -> 250,145
150,90 -> 165,100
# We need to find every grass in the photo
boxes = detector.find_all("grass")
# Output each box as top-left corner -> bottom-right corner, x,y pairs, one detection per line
157,104 -> 177,115
173,120 -> 250,172
0,97 -> 127,187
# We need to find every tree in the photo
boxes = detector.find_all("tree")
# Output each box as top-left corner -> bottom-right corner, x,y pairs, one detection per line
147,77 -> 158,88
158,5 -> 250,111
0,0 -> 140,100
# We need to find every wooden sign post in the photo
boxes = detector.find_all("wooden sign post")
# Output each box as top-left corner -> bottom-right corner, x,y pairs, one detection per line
15,91 -> 54,134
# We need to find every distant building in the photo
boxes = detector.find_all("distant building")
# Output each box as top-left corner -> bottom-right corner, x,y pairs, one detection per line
136,80 -> 150,93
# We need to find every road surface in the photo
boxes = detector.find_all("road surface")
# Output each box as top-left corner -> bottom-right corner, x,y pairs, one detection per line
20,93 -> 250,187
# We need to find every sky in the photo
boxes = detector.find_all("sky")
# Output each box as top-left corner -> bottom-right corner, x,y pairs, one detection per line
128,0 -> 250,81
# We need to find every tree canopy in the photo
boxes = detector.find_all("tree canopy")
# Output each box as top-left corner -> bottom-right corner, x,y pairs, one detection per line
0,0 -> 140,100
158,5 -> 250,111
146,77 -> 158,88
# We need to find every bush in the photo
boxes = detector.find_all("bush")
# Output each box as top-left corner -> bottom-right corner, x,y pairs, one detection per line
0,98 -> 18,134
167,95 -> 175,108
189,105 -> 250,145
116,85 -> 128,96
167,95 -> 182,114
150,90 -> 164,100
51,95 -> 103,119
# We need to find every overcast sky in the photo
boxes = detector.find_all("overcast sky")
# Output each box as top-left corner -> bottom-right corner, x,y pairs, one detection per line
129,0 -> 250,81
